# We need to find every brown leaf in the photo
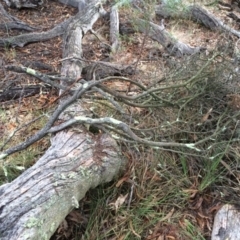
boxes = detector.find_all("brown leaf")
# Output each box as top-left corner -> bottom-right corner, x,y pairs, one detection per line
201,107 -> 213,123
116,176 -> 129,187
161,208 -> 175,221
108,193 -> 128,212
67,210 -> 84,224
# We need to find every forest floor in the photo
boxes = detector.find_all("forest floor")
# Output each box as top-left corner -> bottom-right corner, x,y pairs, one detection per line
1,0 -> 240,239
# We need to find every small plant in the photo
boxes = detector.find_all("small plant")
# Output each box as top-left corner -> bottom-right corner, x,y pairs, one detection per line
4,47 -> 16,60
162,0 -> 188,16
183,219 -> 205,240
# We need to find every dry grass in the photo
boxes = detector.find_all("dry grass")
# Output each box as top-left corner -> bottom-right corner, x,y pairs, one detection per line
52,49 -> 240,239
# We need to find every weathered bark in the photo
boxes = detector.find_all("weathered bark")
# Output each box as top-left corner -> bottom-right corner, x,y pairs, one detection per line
0,85 -> 48,101
136,19 -> 202,57
82,62 -> 135,81
0,3 -> 36,31
3,0 -> 42,9
212,204 -> 240,239
155,4 -> 240,38
0,17 -> 73,47
0,1 -> 125,239
58,0 -> 86,11
0,132 -> 123,240
122,1 -> 203,56
110,5 -> 120,53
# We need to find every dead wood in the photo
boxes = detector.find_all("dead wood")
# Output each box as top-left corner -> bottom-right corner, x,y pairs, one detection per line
0,131 -> 123,240
3,0 -> 43,9
0,16 -> 73,47
122,1 -> 203,56
0,1 -> 125,239
6,65 -> 66,90
0,3 -> 36,31
2,1 -> 237,239
82,62 -> 135,81
58,0 -> 86,11
155,4 -> 240,38
110,5 -> 120,53
136,18 -> 202,57
0,85 -> 48,101
212,204 -> 240,239
228,12 -> 240,24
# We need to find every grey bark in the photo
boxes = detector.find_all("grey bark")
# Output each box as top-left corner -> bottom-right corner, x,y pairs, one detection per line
110,5 -> 120,53
3,0 -> 43,9
58,0 -> 86,11
212,204 -> 240,240
155,4 -> 240,38
136,18 -> 202,57
0,3 -> 36,31
0,17 -> 73,47
82,62 -> 135,81
0,132 -> 124,240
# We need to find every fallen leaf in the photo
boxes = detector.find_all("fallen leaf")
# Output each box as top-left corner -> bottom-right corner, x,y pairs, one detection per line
116,176 -> 129,187
161,208 -> 175,221
201,107 -> 212,123
108,193 -> 128,212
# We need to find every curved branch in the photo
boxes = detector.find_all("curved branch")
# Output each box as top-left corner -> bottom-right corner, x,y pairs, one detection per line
0,3 -> 36,31
6,65 -> 67,90
0,17 -> 73,47
48,116 -> 201,151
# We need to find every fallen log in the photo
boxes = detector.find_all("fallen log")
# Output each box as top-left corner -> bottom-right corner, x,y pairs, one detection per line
211,204 -> 240,239
155,3 -> 240,38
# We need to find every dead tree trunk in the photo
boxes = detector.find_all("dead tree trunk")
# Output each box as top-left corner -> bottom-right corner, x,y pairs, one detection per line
0,1 -> 125,239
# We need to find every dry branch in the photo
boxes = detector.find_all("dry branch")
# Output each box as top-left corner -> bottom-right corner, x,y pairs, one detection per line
0,85 -> 47,101
0,17 -> 73,47
6,65 -> 66,90
3,0 -> 42,9
82,61 -> 135,80
110,5 -> 120,53
136,18 -> 202,57
155,4 -> 240,38
0,3 -> 36,31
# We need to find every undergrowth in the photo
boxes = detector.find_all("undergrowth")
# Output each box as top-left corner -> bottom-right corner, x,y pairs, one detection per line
1,1 -> 240,239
